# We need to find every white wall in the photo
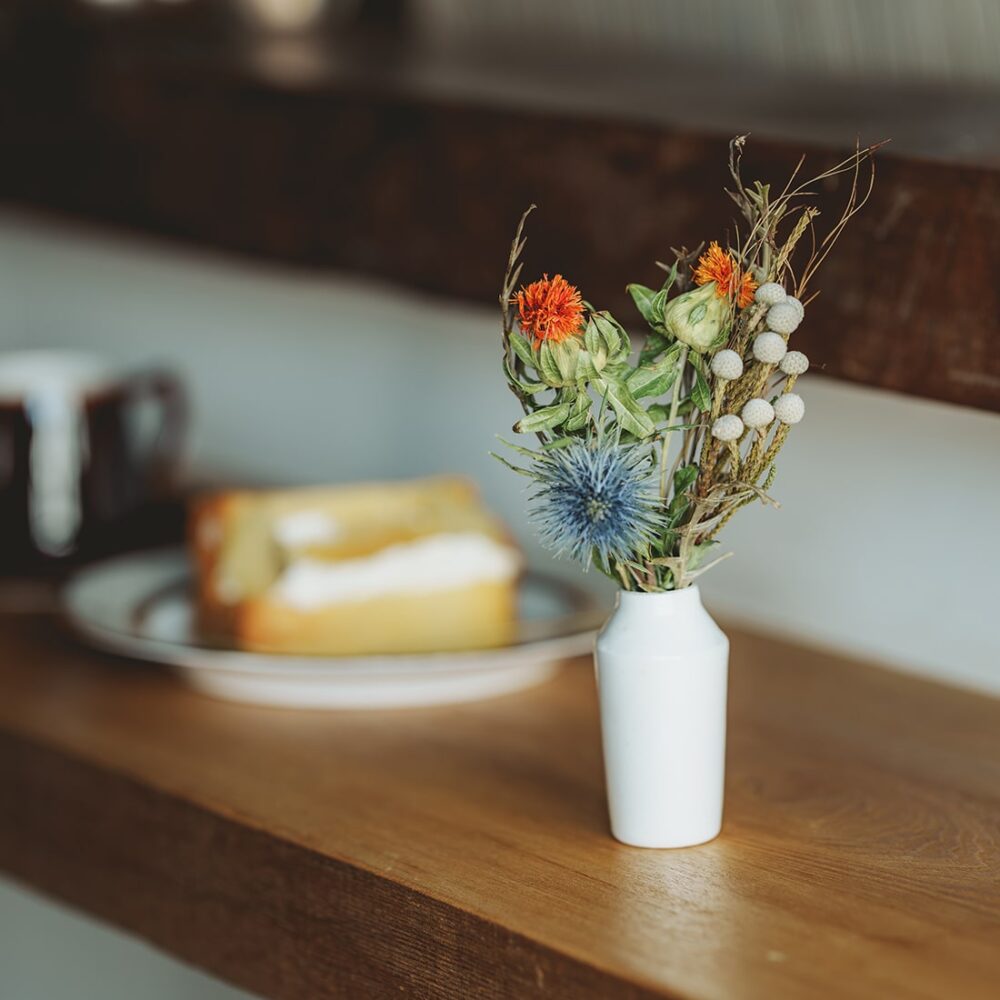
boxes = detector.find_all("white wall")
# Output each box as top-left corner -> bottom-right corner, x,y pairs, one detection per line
420,0 -> 1000,87
2,211 -> 998,695
0,877 -> 253,1000
399,1 -> 1000,164
1,210 -> 998,996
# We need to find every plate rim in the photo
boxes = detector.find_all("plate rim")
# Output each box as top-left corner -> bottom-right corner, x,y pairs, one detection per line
62,548 -> 602,677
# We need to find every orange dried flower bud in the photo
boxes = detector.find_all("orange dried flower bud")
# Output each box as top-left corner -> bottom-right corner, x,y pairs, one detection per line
516,274 -> 585,345
693,241 -> 757,309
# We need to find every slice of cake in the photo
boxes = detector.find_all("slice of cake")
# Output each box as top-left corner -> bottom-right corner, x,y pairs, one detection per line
189,478 -> 522,655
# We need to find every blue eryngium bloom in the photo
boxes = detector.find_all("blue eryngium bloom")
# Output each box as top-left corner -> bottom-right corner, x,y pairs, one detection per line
529,439 -> 664,571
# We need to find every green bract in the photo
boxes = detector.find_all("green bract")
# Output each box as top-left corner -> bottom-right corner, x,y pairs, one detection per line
661,282 -> 730,354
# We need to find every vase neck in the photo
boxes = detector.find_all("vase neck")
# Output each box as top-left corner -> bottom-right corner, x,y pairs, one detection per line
600,584 -> 726,651
611,586 -> 707,624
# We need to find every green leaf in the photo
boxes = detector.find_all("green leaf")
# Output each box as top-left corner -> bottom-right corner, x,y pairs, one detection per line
627,284 -> 660,327
666,501 -> 689,526
575,349 -> 605,381
600,360 -> 631,382
691,366 -> 712,412
584,317 -> 604,358
645,416 -> 701,433
490,451 -> 535,479
590,312 -> 627,358
489,451 -> 535,478
494,435 -> 540,458
541,436 -> 574,451
651,288 -> 668,323
638,331 -> 671,365
659,260 -> 680,294
673,464 -> 699,493
658,528 -> 679,551
626,350 -> 681,399
599,376 -> 656,439
564,389 -> 592,431
667,493 -> 690,524
688,539 -> 719,572
536,343 -> 563,385
508,330 -> 535,368
553,338 -> 580,381
504,359 -> 545,395
706,326 -> 730,354
514,402 -> 571,434
666,464 -> 700,524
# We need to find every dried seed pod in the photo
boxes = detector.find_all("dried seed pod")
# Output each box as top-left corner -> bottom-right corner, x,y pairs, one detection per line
780,351 -> 809,376
773,393 -> 805,425
754,282 -> 787,307
766,302 -> 801,335
741,398 -> 775,429
711,414 -> 744,441
710,349 -> 744,381
752,332 -> 787,365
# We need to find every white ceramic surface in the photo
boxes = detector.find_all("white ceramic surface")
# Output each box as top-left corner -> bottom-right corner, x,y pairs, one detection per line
595,586 -> 729,848
0,351 -> 115,555
63,549 -> 601,709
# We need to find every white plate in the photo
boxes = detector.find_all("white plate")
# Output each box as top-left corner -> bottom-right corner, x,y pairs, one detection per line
62,549 -> 602,709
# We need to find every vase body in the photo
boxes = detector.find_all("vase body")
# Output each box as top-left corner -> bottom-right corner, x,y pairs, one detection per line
595,586 -> 729,848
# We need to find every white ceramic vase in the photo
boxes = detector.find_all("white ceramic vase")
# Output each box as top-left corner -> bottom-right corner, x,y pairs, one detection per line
595,586 -> 729,848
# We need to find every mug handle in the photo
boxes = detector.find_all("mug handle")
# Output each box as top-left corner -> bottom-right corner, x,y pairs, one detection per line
124,370 -> 187,498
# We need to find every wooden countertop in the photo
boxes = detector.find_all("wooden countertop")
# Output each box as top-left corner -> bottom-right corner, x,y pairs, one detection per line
0,612 -> 998,999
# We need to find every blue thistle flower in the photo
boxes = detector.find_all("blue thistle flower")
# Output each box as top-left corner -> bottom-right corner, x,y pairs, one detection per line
528,439 -> 665,571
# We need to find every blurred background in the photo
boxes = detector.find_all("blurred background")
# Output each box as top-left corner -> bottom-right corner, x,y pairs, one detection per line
1,1 -> 999,997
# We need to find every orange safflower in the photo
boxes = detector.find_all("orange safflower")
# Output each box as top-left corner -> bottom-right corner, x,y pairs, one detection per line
516,274 -> 585,345
734,270 -> 757,310
693,241 -> 757,309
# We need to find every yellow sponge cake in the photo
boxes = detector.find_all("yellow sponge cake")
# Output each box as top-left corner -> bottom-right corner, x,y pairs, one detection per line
189,478 -> 522,655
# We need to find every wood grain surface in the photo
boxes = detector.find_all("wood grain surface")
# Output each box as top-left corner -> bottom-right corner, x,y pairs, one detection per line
0,614 -> 998,999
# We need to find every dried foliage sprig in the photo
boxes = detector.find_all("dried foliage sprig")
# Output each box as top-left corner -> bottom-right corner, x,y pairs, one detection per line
495,137 -> 882,590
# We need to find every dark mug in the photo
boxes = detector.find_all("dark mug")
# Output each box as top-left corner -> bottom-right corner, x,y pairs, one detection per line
0,351 -> 187,572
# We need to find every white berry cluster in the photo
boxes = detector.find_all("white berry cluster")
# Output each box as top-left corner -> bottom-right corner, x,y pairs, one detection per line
712,392 -> 805,440
710,413 -> 743,441
773,392 -> 805,424
780,350 -> 809,375
753,331 -> 786,364
712,340 -> 808,379
753,339 -> 810,375
741,398 -> 774,429
709,283 -> 808,443
754,282 -> 804,336
710,349 -> 743,381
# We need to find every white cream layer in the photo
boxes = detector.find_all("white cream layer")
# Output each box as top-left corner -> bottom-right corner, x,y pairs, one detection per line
272,509 -> 342,549
269,532 -> 519,609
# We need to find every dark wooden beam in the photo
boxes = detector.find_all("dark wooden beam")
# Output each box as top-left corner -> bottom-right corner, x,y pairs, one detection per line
4,11 -> 1000,413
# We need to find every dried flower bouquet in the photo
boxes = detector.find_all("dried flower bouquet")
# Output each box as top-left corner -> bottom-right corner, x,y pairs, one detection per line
497,136 -> 880,592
